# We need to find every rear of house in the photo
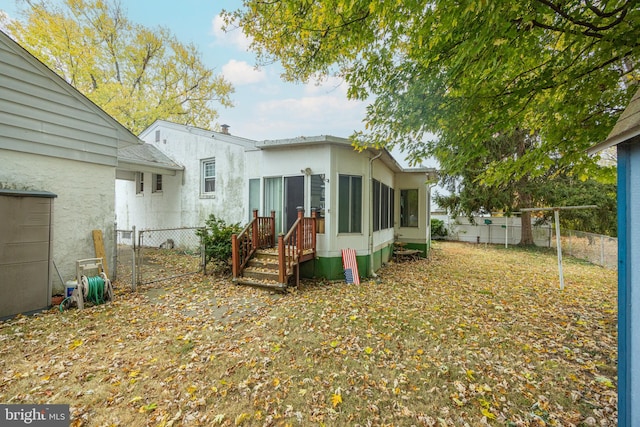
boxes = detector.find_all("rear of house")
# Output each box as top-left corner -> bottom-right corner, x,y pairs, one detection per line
117,122 -> 436,281
246,136 -> 435,279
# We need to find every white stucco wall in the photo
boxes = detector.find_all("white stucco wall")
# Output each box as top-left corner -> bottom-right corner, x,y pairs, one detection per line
116,123 -> 249,231
2,150 -> 116,293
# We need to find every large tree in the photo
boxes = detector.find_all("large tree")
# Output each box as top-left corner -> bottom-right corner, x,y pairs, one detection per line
6,0 -> 234,134
225,0 -> 638,210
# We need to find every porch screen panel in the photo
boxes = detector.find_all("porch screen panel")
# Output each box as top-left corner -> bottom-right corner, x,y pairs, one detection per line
400,189 -> 419,227
264,177 -> 283,235
338,175 -> 362,233
381,183 -> 389,229
373,179 -> 380,232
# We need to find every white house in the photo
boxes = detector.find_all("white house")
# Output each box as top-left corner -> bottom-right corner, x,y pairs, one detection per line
115,120 -> 256,232
0,30 -> 141,317
116,121 -> 437,281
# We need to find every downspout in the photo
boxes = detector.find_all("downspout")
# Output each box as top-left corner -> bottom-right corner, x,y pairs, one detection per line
369,151 -> 383,278
425,171 -> 438,258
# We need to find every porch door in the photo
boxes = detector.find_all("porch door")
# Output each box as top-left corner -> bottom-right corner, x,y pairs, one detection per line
284,176 -> 304,231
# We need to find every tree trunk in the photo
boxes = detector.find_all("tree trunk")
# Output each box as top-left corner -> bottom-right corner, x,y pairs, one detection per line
520,210 -> 535,245
518,190 -> 535,245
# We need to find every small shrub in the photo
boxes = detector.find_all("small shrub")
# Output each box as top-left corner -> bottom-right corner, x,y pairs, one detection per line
197,214 -> 243,274
431,218 -> 448,239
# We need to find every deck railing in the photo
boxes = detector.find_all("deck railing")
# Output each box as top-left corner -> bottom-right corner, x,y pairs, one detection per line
231,208 -> 316,285
278,208 -> 317,284
231,210 -> 276,279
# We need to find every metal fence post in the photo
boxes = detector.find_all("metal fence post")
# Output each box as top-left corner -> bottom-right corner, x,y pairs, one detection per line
132,225 -> 137,291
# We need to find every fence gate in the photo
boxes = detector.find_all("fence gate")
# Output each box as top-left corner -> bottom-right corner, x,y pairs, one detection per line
115,227 -> 136,290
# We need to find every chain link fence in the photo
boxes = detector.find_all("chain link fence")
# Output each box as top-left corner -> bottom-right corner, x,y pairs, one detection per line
114,226 -> 205,289
553,229 -> 618,270
436,215 -> 617,270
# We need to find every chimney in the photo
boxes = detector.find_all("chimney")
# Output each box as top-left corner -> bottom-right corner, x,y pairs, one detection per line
221,124 -> 230,135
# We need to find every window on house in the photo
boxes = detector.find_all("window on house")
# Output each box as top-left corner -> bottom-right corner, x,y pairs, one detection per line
373,180 -> 392,231
136,172 -> 144,194
338,175 -> 362,233
155,130 -> 160,142
381,182 -> 390,229
373,179 -> 380,231
400,189 -> 419,227
201,158 -> 216,194
152,174 -> 162,193
390,188 -> 395,226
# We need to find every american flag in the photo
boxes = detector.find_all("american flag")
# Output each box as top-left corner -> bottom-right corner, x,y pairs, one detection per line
341,249 -> 360,284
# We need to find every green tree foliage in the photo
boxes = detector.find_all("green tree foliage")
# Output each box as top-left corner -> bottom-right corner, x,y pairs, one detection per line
545,176 -> 617,236
7,0 -> 234,134
226,0 -> 638,187
430,218 -> 448,239
197,214 -> 243,275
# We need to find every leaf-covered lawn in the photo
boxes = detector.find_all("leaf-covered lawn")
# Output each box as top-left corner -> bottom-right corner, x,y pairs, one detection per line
0,242 -> 617,426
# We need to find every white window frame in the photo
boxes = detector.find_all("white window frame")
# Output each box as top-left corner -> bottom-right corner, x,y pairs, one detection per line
201,158 -> 216,196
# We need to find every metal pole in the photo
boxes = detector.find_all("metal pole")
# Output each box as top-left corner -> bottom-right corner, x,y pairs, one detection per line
505,217 -> 508,248
131,225 -> 137,292
554,209 -> 564,290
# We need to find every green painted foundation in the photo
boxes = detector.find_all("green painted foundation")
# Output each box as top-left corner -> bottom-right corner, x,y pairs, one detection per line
299,242 -> 429,281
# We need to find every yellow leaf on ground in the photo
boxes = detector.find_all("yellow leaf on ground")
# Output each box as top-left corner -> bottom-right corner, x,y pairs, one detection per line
331,393 -> 342,407
68,339 -> 83,350
481,407 -> 496,419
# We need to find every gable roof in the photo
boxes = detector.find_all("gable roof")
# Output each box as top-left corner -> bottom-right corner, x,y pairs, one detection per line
117,143 -> 183,176
0,29 -> 141,165
141,120 -> 258,150
588,87 -> 640,154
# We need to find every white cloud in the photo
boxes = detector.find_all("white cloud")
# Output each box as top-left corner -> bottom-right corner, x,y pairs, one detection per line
211,14 -> 251,51
222,59 -> 266,85
246,94 -> 367,139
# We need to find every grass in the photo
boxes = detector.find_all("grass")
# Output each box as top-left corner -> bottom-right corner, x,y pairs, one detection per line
0,242 -> 617,426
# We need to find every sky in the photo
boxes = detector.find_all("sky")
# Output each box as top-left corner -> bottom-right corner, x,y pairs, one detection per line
1,1 -> 371,143
0,0 -> 447,175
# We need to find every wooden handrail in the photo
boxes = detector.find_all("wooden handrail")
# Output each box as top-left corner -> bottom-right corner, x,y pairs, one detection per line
278,209 -> 317,284
232,210 -> 276,279
232,208 -> 317,286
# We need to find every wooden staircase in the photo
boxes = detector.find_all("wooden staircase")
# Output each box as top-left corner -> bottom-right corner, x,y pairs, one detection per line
231,209 -> 317,291
235,249 -> 290,290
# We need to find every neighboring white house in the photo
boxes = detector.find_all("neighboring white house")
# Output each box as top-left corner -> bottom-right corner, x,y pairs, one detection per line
116,121 -> 437,280
0,30 -> 141,316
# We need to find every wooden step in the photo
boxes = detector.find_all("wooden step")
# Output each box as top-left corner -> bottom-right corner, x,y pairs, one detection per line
242,266 -> 280,282
233,277 -> 288,292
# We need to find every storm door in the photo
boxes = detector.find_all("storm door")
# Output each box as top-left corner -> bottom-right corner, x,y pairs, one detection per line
284,176 -> 304,232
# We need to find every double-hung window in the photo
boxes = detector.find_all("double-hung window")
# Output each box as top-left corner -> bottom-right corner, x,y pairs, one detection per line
338,175 -> 362,233
201,158 -> 216,195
